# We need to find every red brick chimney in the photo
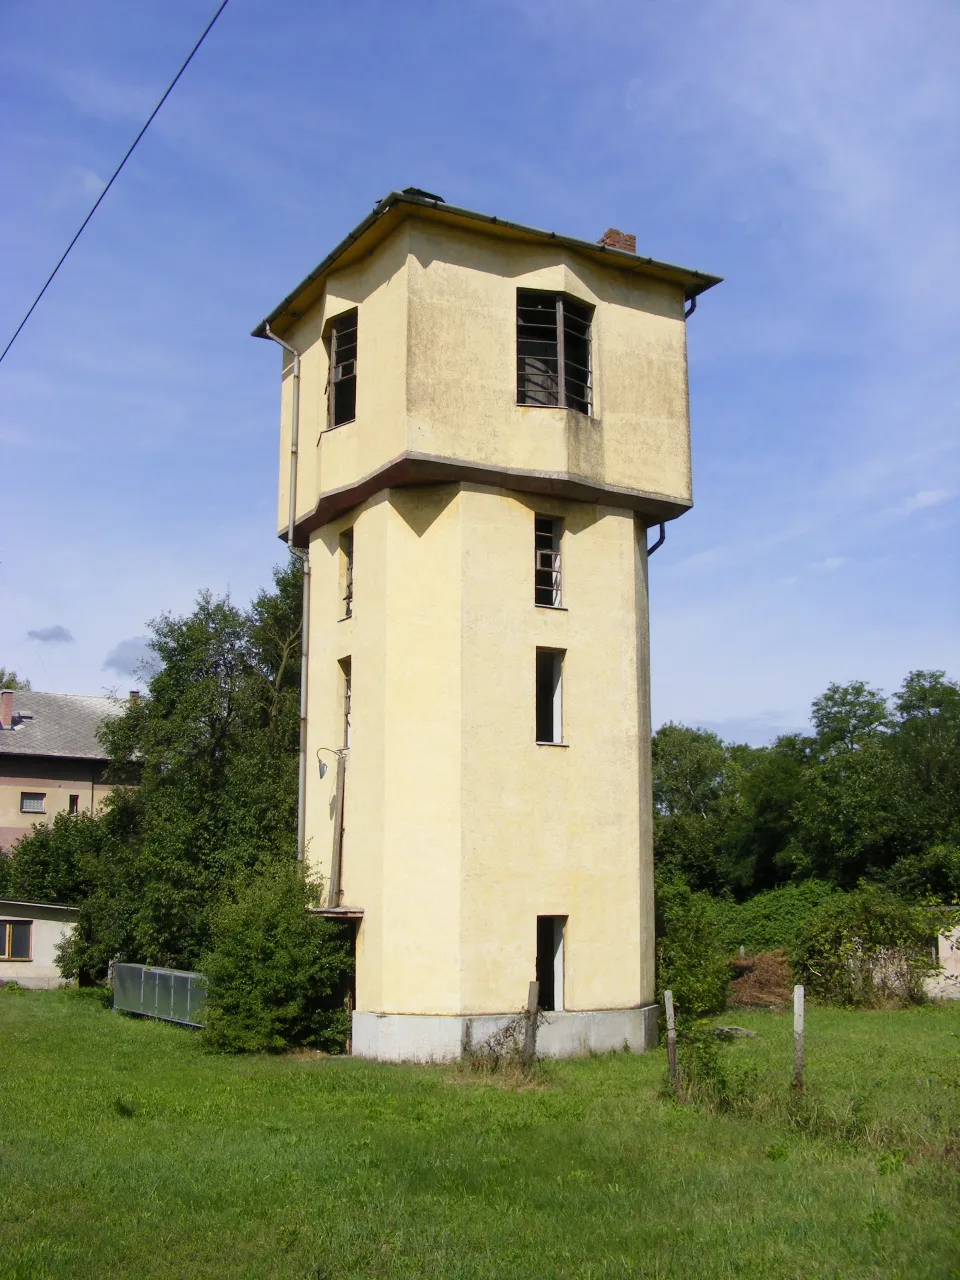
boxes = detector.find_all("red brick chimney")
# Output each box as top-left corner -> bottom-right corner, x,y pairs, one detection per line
0,689 -> 13,730
598,228 -> 637,254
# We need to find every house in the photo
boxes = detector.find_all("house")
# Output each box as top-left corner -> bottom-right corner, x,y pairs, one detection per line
254,189 -> 720,1060
0,898 -> 78,988
0,688 -> 121,851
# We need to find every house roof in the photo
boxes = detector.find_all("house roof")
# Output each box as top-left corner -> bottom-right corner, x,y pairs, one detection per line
252,189 -> 723,339
0,899 -> 80,915
0,691 -> 119,761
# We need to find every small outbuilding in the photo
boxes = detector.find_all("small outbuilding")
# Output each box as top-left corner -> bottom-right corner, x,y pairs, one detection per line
0,899 -> 77,989
927,926 -> 960,1000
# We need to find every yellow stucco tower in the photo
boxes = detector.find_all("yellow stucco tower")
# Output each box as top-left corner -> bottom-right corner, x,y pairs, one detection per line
254,190 -> 720,1060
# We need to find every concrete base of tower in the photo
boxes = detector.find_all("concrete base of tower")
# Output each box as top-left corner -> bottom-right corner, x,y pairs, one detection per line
351,1005 -> 659,1063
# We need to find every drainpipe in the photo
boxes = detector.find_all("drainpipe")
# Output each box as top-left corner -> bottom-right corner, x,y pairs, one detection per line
257,322 -> 310,863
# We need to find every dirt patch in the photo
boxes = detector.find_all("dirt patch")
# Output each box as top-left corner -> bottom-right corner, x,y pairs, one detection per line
728,950 -> 793,1008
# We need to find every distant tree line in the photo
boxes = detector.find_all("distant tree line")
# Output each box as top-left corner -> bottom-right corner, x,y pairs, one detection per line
652,671 -> 960,902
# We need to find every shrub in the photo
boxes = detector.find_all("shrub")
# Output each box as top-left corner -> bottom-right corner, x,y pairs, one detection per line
655,877 -> 731,1028
713,881 -> 837,957
793,885 -> 950,1007
201,864 -> 354,1053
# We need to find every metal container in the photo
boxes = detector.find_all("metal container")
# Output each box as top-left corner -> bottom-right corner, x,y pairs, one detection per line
113,962 -> 207,1028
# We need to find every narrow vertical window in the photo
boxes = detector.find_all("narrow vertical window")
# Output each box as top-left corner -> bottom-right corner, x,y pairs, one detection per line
536,916 -> 566,1012
517,291 -> 592,415
534,516 -> 562,606
328,308 -> 358,427
340,657 -> 352,749
535,649 -> 564,744
340,528 -> 354,618
68,795 -> 80,815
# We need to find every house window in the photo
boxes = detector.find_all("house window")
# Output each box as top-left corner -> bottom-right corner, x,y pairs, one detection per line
68,795 -> 80,815
536,915 -> 566,1012
535,649 -> 564,744
328,309 -> 358,427
517,291 -> 593,415
0,921 -> 31,961
340,657 -> 352,749
535,516 -> 562,607
340,528 -> 354,618
20,792 -> 45,814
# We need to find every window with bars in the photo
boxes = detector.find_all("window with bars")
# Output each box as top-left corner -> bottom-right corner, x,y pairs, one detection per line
534,516 -> 562,607
328,309 -> 358,427
20,792 -> 45,814
0,921 -> 31,961
517,291 -> 593,415
340,528 -> 354,618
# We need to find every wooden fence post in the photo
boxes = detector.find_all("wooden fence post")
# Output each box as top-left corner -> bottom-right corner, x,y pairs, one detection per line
522,980 -> 540,1070
793,984 -> 805,1093
664,989 -> 679,1093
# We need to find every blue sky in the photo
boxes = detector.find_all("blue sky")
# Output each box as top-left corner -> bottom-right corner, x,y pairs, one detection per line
1,0 -> 957,743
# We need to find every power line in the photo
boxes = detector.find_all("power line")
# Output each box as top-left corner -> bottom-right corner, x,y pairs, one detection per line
0,0 -> 233,368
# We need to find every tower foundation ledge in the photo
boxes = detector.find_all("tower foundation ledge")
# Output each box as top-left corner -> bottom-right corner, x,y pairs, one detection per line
352,1006 -> 659,1062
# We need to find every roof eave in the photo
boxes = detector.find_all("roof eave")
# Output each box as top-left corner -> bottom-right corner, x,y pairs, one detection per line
251,191 -> 722,338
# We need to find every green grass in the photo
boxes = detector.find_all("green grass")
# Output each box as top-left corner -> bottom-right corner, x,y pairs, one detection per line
2,989 -> 960,1279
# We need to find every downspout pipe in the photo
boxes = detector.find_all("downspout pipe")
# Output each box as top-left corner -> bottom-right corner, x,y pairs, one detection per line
257,322 -> 309,863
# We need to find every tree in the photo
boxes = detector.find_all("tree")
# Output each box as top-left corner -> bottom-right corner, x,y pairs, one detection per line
61,559 -> 304,978
652,724 -> 727,819
4,811 -> 99,905
0,668 -> 31,691
810,680 -> 889,754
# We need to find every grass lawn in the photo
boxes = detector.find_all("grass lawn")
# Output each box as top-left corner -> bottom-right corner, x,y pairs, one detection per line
1,989 -> 959,1279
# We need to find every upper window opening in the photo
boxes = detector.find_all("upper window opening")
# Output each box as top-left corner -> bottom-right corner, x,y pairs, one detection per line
534,516 -> 562,607
340,529 -> 354,618
328,309 -> 358,427
517,291 -> 593,416
20,792 -> 45,814
68,795 -> 80,815
0,921 -> 31,961
535,649 -> 564,745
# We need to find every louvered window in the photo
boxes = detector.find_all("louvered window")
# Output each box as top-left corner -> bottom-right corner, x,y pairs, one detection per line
328,309 -> 358,427
535,516 -> 562,607
517,291 -> 593,415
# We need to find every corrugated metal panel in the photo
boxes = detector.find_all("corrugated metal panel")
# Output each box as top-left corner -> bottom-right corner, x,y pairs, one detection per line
112,962 -> 207,1028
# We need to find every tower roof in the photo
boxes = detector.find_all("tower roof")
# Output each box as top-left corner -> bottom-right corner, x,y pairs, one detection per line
252,190 -> 722,340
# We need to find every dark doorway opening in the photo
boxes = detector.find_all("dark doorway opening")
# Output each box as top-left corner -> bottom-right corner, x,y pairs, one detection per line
536,915 -> 566,1012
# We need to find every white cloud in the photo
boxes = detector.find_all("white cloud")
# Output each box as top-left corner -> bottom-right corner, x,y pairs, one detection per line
894,489 -> 953,515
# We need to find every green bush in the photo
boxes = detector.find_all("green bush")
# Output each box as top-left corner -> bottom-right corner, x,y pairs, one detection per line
655,877 -> 731,1029
793,885 -> 950,1007
201,864 -> 354,1053
713,881 -> 837,957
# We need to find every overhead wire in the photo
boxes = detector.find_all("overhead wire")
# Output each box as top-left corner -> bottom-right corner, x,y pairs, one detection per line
0,0 -> 233,368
